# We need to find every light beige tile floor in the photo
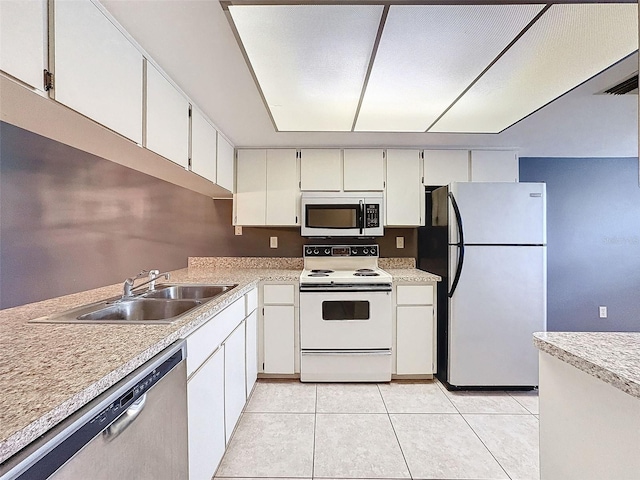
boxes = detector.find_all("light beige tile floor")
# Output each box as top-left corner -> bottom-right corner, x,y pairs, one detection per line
215,379 -> 540,480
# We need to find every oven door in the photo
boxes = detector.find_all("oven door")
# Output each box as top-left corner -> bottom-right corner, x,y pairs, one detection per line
299,289 -> 392,349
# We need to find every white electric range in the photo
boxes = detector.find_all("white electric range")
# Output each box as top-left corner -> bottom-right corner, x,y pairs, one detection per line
299,245 -> 393,382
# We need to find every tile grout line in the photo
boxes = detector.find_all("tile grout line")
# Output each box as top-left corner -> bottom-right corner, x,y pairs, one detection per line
377,384 -> 413,480
458,413 -> 513,480
435,380 -> 513,480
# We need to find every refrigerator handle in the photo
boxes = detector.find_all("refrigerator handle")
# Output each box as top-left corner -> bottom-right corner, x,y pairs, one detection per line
448,192 -> 464,298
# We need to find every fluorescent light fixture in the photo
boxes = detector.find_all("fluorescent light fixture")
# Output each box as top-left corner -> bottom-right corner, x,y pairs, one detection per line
229,5 -> 383,131
430,3 -> 639,133
355,4 -> 544,132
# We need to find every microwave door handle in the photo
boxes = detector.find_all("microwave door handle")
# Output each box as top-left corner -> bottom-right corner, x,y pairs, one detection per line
358,200 -> 364,234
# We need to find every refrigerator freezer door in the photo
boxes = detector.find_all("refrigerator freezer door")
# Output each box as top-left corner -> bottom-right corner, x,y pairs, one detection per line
448,244 -> 546,387
449,182 -> 546,245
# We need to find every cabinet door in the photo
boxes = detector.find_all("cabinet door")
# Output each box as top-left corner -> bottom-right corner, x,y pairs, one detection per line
224,322 -> 246,444
396,306 -> 434,374
470,150 -> 519,182
217,134 -> 235,192
187,345 -> 225,480
54,0 -> 143,144
190,108 -> 217,183
235,149 -> 266,226
343,149 -> 384,191
423,150 -> 469,186
264,305 -> 295,374
386,149 -> 423,226
0,0 -> 46,90
146,63 -> 189,167
300,149 -> 341,191
263,284 -> 296,305
266,149 -> 299,225
245,310 -> 258,398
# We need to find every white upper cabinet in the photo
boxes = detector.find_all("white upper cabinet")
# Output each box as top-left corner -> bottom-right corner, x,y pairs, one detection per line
191,108 -> 217,183
423,150 -> 470,186
386,149 -> 424,226
470,150 -> 519,182
54,0 -> 143,144
235,149 -> 266,226
0,0 -> 47,90
217,134 -> 235,192
266,149 -> 299,226
300,149 -> 342,191
146,63 -> 189,168
343,149 -> 385,191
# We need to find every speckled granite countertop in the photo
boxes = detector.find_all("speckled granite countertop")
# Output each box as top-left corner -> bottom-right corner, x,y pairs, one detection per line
534,332 -> 640,399
0,265 -> 299,464
0,257 -> 440,465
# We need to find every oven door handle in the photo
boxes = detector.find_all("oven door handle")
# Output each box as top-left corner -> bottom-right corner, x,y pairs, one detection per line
301,350 -> 391,356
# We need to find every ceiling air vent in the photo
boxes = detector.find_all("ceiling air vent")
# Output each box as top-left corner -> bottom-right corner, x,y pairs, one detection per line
601,74 -> 638,95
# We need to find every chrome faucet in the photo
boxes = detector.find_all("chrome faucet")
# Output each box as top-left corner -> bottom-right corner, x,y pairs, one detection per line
123,270 -> 170,298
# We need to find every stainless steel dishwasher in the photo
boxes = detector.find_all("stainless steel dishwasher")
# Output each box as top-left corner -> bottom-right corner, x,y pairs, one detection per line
1,341 -> 188,480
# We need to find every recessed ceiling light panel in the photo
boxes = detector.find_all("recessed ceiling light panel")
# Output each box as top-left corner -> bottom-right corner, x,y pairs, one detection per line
229,5 -> 383,132
430,3 -> 639,133
355,4 -> 544,132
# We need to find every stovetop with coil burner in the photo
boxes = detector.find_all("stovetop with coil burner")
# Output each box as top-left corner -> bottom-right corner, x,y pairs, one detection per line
300,245 -> 392,286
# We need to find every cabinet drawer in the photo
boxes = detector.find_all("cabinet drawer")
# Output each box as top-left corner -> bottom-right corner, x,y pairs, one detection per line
186,296 -> 244,377
245,287 -> 258,315
396,285 -> 434,305
263,284 -> 295,304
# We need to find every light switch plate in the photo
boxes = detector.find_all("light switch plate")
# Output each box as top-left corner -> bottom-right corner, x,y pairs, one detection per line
270,236 -> 278,248
396,236 -> 405,249
235,226 -> 242,236
599,306 -> 607,318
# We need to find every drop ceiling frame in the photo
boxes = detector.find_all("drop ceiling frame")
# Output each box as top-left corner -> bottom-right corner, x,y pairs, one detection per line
222,0 -> 639,134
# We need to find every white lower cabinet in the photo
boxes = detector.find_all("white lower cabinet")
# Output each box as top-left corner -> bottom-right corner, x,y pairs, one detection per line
224,322 -> 246,444
185,288 -> 257,479
187,345 -> 225,480
395,284 -> 436,375
263,305 -> 295,374
261,283 -> 297,375
245,310 -> 258,398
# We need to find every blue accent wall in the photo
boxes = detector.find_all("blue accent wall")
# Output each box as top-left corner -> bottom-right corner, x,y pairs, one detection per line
519,157 -> 640,332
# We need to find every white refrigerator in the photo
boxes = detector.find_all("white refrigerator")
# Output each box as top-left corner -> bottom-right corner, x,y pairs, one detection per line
428,182 -> 547,388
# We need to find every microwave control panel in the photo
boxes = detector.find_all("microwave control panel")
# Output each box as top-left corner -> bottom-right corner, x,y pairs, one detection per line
365,204 -> 380,227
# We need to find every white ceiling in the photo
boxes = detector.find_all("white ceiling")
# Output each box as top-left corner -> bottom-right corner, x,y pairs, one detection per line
99,0 -> 638,157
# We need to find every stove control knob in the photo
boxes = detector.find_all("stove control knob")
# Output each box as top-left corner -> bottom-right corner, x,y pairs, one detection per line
363,248 -> 369,255
324,248 -> 330,255
305,247 -> 313,255
351,248 -> 357,255
313,249 -> 319,255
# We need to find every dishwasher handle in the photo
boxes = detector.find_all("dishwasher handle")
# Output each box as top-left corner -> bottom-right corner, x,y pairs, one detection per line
102,394 -> 147,442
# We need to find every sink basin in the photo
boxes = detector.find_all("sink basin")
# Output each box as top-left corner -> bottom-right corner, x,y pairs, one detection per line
142,284 -> 237,300
30,283 -> 238,324
76,299 -> 201,323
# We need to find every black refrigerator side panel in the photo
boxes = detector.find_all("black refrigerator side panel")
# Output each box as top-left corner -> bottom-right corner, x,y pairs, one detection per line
417,187 -> 449,383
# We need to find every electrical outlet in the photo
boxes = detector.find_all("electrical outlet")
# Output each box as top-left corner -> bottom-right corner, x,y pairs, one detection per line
270,236 -> 278,248
396,236 -> 405,249
234,226 -> 242,236
599,306 -> 607,318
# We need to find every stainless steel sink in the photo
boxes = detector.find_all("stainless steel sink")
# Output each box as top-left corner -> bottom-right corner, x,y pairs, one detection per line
142,284 -> 237,300
29,283 -> 238,324
76,299 -> 201,323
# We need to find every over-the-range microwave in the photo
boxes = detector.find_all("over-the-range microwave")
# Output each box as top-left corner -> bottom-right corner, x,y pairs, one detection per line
300,192 -> 384,237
